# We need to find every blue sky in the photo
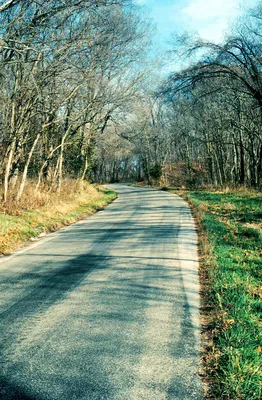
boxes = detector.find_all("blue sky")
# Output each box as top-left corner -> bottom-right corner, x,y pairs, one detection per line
134,0 -> 258,46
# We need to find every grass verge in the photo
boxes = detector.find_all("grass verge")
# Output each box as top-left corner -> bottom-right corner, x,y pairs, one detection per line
0,180 -> 116,256
179,189 -> 262,400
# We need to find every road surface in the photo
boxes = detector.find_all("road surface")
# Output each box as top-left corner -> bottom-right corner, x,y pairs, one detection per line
0,184 -> 202,400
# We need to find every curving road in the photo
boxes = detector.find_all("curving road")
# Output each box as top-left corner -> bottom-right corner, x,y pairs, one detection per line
0,184 -> 202,400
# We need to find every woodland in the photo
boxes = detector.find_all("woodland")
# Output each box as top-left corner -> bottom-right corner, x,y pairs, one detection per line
0,0 -> 262,203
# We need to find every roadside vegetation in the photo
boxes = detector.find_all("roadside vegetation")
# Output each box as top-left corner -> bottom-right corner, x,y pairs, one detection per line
0,181 -> 116,256
181,188 -> 262,400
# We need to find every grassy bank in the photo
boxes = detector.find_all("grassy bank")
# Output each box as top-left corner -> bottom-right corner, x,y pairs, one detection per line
0,181 -> 116,256
181,189 -> 262,399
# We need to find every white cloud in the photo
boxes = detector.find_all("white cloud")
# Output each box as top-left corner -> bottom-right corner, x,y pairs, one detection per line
174,0 -> 244,42
182,0 -> 239,21
133,0 -> 149,5
197,19 -> 229,42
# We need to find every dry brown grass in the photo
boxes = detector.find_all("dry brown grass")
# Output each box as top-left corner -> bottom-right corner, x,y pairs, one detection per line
190,208 -> 218,399
244,222 -> 262,231
0,180 -> 101,215
223,202 -> 237,211
0,180 -> 116,255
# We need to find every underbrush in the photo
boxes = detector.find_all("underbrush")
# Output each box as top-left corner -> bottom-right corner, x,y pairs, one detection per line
0,180 -> 116,255
182,189 -> 262,400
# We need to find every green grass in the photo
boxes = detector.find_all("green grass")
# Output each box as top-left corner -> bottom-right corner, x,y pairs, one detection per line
0,185 -> 116,256
184,190 -> 262,399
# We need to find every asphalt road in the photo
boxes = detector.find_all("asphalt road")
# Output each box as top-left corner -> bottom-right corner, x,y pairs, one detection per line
0,184 -> 202,400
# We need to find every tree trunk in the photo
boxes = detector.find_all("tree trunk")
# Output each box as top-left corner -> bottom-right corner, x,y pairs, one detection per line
3,138 -> 16,202
36,143 -> 66,191
16,134 -> 40,201
239,133 -> 245,185
57,138 -> 65,193
81,153 -> 89,181
257,143 -> 262,188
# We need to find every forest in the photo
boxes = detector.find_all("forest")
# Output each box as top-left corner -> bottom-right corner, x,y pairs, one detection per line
0,0 -> 262,203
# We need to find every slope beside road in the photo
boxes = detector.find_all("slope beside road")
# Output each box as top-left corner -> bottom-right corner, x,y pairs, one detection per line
0,184 -> 202,400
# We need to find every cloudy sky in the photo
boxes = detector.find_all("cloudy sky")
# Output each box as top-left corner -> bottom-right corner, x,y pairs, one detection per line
134,0 -> 258,45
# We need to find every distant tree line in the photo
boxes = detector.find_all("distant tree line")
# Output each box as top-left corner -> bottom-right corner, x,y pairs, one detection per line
158,2 -> 262,188
93,1 -> 262,188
